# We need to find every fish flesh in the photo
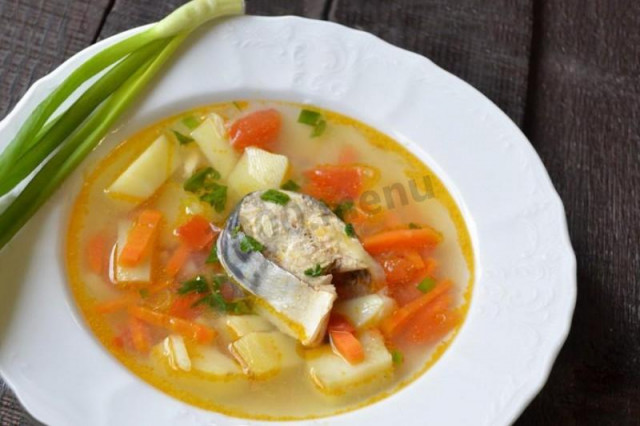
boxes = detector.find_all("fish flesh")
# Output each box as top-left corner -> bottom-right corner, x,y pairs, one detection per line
217,190 -> 382,346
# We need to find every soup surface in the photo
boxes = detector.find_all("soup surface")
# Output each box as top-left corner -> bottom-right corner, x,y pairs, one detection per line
66,100 -> 474,419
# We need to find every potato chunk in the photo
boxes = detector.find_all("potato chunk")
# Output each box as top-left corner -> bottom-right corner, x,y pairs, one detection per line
191,114 -> 238,179
334,294 -> 396,330
306,330 -> 392,394
225,315 -> 275,340
108,134 -> 179,203
151,335 -> 191,372
191,346 -> 242,379
229,331 -> 302,379
227,147 -> 289,201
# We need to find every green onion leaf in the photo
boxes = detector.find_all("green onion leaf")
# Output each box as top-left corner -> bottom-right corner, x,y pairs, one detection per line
417,277 -> 436,293
408,223 -> 421,229
178,275 -> 209,294
344,223 -> 356,238
200,182 -> 227,213
281,179 -> 301,191
239,235 -> 264,253
172,129 -> 194,145
311,119 -> 327,138
333,201 -> 354,220
182,115 -> 200,130
260,189 -> 290,205
211,274 -> 228,289
304,264 -> 326,277
231,226 -> 241,237
298,109 -> 322,126
183,167 -> 220,192
391,350 -> 404,365
206,245 -> 219,264
139,289 -> 150,298
0,0 -> 245,250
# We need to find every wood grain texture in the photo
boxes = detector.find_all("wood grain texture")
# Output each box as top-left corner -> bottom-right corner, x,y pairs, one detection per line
329,0 -> 533,125
517,1 -> 640,424
97,0 -> 327,40
0,0 -> 111,117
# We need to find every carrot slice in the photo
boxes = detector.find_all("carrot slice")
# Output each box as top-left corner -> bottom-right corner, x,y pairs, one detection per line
328,313 -> 357,334
129,316 -> 151,353
229,108 -> 282,151
362,228 -> 442,255
404,295 -> 459,344
119,210 -> 163,267
165,244 -> 191,278
380,280 -> 452,337
94,294 -> 138,314
87,232 -> 107,274
176,215 -> 215,251
330,330 -> 365,364
128,305 -> 216,344
168,293 -> 204,320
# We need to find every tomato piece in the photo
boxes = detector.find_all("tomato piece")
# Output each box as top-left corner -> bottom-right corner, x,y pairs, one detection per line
303,164 -> 370,204
374,249 -> 426,286
229,108 -> 282,151
176,215 -> 216,250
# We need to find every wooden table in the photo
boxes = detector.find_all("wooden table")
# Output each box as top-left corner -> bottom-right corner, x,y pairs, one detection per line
0,1 -> 638,424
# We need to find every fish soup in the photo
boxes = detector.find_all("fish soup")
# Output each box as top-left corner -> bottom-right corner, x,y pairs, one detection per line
66,101 -> 474,419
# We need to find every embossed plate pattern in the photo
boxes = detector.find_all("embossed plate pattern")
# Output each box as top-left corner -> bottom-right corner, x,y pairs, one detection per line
0,16 -> 576,426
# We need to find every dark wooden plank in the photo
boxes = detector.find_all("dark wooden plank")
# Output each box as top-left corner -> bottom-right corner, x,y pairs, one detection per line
0,1 -> 113,422
97,0 -> 328,40
0,0 -> 111,118
517,1 -> 640,423
329,0 -> 533,125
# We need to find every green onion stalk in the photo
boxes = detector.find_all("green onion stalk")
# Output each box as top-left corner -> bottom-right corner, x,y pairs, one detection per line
0,0 -> 244,249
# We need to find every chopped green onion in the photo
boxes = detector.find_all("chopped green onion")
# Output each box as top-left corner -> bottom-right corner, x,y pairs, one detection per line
344,223 -> 356,238
232,101 -> 243,111
409,222 -> 421,229
391,350 -> 404,365
211,274 -> 228,288
417,277 -> 436,293
200,183 -> 227,213
172,129 -> 194,145
311,119 -> 327,138
239,235 -> 264,253
181,115 -> 200,130
304,264 -> 326,277
178,275 -> 209,294
298,109 -> 322,126
260,189 -> 290,205
206,245 -> 219,264
281,179 -> 301,191
333,201 -> 354,220
139,289 -> 150,298
183,167 -> 220,192
0,0 -> 245,250
231,226 -> 241,237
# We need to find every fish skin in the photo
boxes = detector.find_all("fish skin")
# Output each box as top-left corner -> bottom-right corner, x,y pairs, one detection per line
218,191 -> 382,346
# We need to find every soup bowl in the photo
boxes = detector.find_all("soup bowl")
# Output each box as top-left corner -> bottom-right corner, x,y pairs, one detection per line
0,15 -> 576,426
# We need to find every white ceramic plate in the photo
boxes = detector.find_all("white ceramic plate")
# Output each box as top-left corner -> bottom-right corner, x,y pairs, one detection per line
0,16 -> 576,426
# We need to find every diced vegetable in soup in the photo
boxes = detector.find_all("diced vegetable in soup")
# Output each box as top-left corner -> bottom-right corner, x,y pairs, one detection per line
66,101 -> 474,420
